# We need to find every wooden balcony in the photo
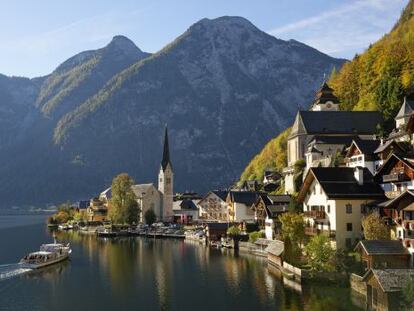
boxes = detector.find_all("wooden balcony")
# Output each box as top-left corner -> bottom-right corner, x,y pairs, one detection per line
383,172 -> 408,183
305,227 -> 335,237
304,210 -> 326,219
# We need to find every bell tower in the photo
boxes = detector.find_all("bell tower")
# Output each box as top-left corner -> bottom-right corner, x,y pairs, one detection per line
310,81 -> 339,111
158,126 -> 173,221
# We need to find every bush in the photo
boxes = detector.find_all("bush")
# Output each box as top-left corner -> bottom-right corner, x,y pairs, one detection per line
249,231 -> 265,243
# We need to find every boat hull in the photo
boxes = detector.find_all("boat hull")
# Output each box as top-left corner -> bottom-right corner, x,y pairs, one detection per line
21,253 -> 70,269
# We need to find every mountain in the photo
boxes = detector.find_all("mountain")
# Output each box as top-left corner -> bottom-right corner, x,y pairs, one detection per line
239,0 -> 414,185
0,16 -> 344,207
330,0 -> 414,126
36,35 -> 149,118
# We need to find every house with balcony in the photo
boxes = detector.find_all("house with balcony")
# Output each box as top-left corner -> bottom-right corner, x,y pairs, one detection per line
198,190 -> 229,222
87,197 -> 108,222
377,190 -> 414,263
298,167 -> 386,249
375,153 -> 414,199
373,139 -> 412,169
345,139 -> 381,174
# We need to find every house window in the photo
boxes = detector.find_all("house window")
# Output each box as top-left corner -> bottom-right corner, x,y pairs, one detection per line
313,187 -> 316,195
166,177 -> 171,184
327,205 -> 330,213
346,223 -> 353,231
345,238 -> 352,249
320,187 -> 322,194
360,204 -> 366,214
346,204 -> 352,214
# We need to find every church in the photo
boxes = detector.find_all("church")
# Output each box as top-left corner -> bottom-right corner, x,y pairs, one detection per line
99,126 -> 174,223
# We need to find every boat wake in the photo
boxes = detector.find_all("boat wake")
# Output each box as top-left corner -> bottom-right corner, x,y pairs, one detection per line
0,263 -> 32,281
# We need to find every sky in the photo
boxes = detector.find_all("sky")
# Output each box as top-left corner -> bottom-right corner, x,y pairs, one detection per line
0,0 -> 409,78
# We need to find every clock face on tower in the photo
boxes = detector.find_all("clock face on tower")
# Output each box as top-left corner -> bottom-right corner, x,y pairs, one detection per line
326,101 -> 333,108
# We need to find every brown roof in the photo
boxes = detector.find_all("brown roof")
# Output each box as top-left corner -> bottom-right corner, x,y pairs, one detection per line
363,269 -> 414,292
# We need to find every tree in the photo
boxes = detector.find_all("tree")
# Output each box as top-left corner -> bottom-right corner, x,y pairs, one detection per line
288,195 -> 302,213
227,225 -> 241,237
401,278 -> 414,310
278,212 -> 305,245
109,173 -> 138,224
144,209 -> 156,225
305,235 -> 336,272
362,213 -> 390,240
279,212 -> 305,264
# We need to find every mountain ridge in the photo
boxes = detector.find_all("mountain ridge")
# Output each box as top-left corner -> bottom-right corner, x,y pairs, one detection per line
0,16 -> 345,207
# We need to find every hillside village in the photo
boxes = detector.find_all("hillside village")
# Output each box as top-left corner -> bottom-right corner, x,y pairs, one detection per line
48,80 -> 414,310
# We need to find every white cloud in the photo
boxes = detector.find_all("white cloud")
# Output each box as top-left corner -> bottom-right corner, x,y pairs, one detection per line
268,0 -> 408,58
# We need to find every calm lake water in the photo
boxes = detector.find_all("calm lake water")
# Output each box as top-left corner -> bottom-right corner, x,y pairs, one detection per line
0,216 -> 364,311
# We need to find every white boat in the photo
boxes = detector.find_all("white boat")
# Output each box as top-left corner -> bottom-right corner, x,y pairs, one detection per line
20,241 -> 72,269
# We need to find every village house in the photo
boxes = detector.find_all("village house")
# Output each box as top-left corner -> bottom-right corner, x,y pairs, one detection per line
87,197 -> 108,222
361,269 -> 414,311
375,153 -> 414,199
298,167 -> 386,249
345,139 -> 381,174
173,193 -> 201,224
198,190 -> 229,222
227,191 -> 262,223
387,97 -> 414,142
284,82 -> 382,193
251,194 -> 290,240
377,190 -> 414,263
354,240 -> 410,271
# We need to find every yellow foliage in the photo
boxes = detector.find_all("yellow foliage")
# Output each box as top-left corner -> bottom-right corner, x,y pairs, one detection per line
239,127 -> 290,183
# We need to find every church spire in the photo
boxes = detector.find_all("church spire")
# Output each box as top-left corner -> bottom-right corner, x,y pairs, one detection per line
161,126 -> 172,171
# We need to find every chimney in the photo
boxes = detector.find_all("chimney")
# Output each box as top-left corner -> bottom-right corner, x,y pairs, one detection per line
354,166 -> 364,185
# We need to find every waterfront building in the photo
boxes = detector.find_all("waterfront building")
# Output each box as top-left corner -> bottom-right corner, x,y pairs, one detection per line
298,167 -> 385,249
173,195 -> 200,224
226,191 -> 263,223
87,197 -> 108,222
354,240 -> 410,271
361,269 -> 414,311
251,194 -> 290,240
198,190 -> 229,222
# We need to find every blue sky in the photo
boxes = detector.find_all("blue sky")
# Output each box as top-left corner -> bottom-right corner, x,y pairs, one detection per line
0,0 -> 408,77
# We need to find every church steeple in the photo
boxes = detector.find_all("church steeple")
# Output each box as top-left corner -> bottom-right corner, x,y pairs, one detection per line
310,81 -> 339,111
158,125 -> 173,221
161,126 -> 172,171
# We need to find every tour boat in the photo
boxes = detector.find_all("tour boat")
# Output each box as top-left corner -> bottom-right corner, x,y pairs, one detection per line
20,241 -> 72,269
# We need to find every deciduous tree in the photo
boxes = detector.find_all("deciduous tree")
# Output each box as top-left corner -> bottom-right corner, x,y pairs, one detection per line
109,173 -> 138,224
362,213 -> 390,240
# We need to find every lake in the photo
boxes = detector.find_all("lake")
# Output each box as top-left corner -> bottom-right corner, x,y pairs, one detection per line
0,216 -> 364,311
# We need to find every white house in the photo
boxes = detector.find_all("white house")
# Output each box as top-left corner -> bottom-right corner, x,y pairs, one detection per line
298,167 -> 385,249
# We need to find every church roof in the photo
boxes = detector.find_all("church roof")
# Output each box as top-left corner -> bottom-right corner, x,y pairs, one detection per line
290,111 -> 382,138
161,126 -> 172,171
131,183 -> 156,197
395,97 -> 414,120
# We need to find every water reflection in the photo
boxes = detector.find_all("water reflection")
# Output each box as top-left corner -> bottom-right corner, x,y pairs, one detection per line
8,228 -> 356,311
